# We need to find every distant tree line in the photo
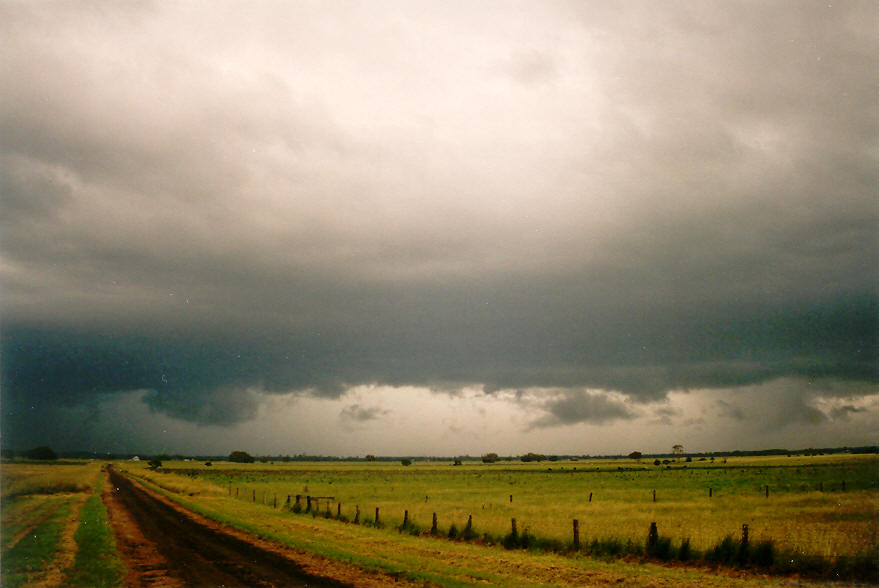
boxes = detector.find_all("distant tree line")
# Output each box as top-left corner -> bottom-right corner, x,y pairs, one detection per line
2,445 -> 876,462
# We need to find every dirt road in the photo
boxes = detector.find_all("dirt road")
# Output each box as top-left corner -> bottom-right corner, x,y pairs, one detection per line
105,467 -> 352,587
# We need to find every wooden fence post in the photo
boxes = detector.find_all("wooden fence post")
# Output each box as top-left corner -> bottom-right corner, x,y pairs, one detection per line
431,512 -> 438,534
588,492 -> 592,502
375,507 -> 380,525
741,523 -> 749,548
765,485 -> 769,498
354,506 -> 360,524
337,503 -> 341,517
842,480 -> 846,491
573,519 -> 580,549
709,487 -> 712,498
306,496 -> 312,511
511,518 -> 518,536
285,495 -> 290,507
647,522 -> 658,550
273,494 -> 277,509
509,494 -> 513,503
252,489 -> 256,502
652,489 -> 656,502
466,514 -> 472,531
403,510 -> 408,526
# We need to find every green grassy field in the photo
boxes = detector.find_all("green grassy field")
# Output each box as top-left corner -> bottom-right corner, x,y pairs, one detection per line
4,455 -> 874,586
130,453 -> 877,582
127,468 -> 783,587
0,461 -> 124,588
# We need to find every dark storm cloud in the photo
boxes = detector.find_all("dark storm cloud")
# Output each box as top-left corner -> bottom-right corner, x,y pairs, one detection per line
829,404 -> 866,421
531,389 -> 634,427
1,1 -> 877,450
340,404 -> 390,423
712,379 -> 832,429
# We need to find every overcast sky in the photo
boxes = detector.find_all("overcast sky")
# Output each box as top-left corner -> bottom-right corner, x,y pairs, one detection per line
2,1 -> 877,457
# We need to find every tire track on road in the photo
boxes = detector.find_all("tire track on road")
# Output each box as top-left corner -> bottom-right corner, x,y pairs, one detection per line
105,467 -> 352,587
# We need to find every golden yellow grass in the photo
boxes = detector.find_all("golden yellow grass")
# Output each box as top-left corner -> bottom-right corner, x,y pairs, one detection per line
0,462 -> 106,587
136,454 -> 878,560
134,472 -> 785,587
1,462 -> 97,498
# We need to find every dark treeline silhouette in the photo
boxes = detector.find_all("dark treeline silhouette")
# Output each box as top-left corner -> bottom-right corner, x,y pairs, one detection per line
1,446 -> 875,462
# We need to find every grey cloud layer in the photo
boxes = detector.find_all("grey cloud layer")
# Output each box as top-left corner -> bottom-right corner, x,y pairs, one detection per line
1,2 -> 877,448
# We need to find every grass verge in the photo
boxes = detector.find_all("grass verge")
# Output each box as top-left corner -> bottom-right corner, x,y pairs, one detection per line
0,500 -> 72,587
65,490 -> 126,587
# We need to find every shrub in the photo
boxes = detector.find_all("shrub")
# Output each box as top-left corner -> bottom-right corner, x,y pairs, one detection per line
502,529 -> 520,549
751,540 -> 775,567
588,537 -> 634,558
519,528 -> 535,549
448,523 -> 459,539
678,538 -> 692,561
401,458 -> 412,466
646,536 -> 674,561
707,535 -> 738,565
835,553 -> 879,583
460,524 -> 478,541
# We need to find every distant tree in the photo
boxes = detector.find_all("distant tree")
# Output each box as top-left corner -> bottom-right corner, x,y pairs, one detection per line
24,446 -> 57,460
653,459 -> 661,466
365,454 -> 377,462
628,451 -> 643,462
228,450 -> 255,463
453,459 -> 463,466
520,452 -> 546,463
672,444 -> 684,458
204,461 -> 212,467
401,458 -> 412,466
147,458 -> 162,470
481,453 -> 499,463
